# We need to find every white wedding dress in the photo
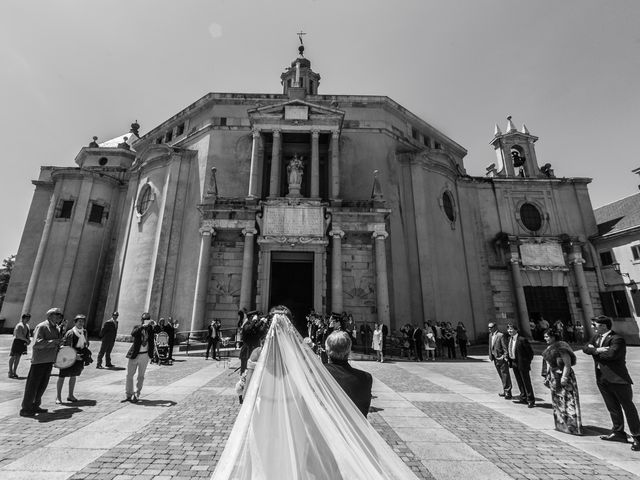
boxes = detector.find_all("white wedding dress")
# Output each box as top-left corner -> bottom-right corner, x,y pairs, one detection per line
212,313 -> 419,480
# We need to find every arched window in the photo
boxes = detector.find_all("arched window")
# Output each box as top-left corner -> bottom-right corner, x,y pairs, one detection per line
520,203 -> 542,232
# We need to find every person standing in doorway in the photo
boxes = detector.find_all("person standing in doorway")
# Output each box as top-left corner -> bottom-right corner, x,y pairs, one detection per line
506,323 -> 535,408
9,313 -> 31,378
97,311 -> 119,369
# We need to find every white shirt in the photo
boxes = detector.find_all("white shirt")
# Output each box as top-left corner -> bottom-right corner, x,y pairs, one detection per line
509,333 -> 518,359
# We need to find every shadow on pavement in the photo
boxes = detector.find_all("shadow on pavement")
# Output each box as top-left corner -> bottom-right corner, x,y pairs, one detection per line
107,367 -> 126,371
69,399 -> 97,407
533,402 -> 553,409
134,399 -> 177,407
582,425 -> 617,437
36,407 -> 82,422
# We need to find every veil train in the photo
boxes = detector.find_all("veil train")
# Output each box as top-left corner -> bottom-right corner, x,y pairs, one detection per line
212,313 -> 419,480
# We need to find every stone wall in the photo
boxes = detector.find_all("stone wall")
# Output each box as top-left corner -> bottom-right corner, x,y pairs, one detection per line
342,233 -> 376,325
206,230 -> 243,328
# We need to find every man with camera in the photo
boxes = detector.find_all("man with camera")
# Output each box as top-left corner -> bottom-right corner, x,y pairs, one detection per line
124,312 -> 156,403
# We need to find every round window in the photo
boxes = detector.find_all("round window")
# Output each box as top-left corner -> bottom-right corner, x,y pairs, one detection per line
98,157 -> 108,166
442,191 -> 455,222
520,203 -> 542,231
136,184 -> 153,216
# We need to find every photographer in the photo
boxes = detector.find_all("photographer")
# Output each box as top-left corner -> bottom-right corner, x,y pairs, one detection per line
124,313 -> 156,403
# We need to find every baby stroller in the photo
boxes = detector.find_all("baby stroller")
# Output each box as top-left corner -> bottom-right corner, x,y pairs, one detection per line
154,331 -> 173,365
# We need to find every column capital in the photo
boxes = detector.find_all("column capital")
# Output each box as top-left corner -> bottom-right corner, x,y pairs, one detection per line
272,129 -> 281,138
251,128 -> 261,138
242,228 -> 258,237
199,225 -> 215,236
329,229 -> 345,239
311,129 -> 320,138
569,256 -> 586,265
372,231 -> 388,240
509,256 -> 520,265
331,130 -> 340,139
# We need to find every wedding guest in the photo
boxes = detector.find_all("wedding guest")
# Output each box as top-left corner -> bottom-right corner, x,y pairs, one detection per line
9,313 -> 31,378
56,314 -> 89,404
542,329 -> 582,434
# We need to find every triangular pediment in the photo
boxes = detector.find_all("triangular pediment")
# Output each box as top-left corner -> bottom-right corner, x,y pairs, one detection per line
248,99 -> 344,121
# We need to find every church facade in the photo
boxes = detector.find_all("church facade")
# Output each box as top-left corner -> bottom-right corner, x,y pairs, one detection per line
5,46 -> 634,343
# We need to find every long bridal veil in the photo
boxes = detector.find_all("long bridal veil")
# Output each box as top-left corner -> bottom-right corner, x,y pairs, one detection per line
212,312 -> 419,480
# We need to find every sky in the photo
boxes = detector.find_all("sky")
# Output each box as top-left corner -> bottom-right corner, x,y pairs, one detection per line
1,0 -> 639,261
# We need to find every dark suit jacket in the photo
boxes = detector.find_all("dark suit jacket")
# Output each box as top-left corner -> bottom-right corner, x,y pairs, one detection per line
126,324 -> 155,359
507,335 -> 534,371
583,331 -> 633,384
325,359 -> 373,417
100,319 -> 118,343
413,327 -> 424,345
489,331 -> 508,362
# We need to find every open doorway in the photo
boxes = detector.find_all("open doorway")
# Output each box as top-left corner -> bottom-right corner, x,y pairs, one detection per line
269,252 -> 314,335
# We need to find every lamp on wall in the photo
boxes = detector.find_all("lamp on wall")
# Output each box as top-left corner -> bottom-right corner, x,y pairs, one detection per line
611,262 -> 638,292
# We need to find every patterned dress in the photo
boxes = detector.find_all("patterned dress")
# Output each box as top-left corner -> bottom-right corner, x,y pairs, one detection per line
542,341 -> 583,435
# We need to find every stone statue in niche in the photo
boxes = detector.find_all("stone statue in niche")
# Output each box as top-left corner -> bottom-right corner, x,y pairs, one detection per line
287,154 -> 304,197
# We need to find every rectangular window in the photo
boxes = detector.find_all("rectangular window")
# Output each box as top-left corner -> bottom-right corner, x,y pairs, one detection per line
88,204 -> 105,224
434,141 -> 442,150
176,123 -> 185,136
57,200 -> 74,219
600,251 -> 614,266
423,136 -> 431,147
165,131 -> 173,142
600,291 -> 632,318
632,245 -> 640,261
220,117 -> 227,126
411,127 -> 418,140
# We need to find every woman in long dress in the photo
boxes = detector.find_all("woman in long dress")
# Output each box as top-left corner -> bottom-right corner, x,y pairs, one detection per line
372,323 -> 383,362
541,328 -> 583,435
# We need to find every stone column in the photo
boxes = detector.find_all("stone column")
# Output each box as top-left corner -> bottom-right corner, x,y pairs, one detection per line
373,231 -> 390,327
330,130 -> 340,200
330,230 -> 345,313
509,255 -> 532,337
570,250 -> 595,339
268,129 -> 282,198
311,130 -> 320,198
247,129 -> 261,198
190,226 -> 214,335
239,228 -> 257,311
23,188 -> 58,313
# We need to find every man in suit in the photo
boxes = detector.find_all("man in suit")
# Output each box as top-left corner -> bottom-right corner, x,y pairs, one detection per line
412,323 -> 424,361
324,330 -> 373,417
97,311 -> 119,369
583,315 -> 640,451
124,312 -> 156,403
506,323 -> 535,408
20,307 -> 64,416
164,316 -> 176,361
205,319 -> 221,360
488,322 -> 512,399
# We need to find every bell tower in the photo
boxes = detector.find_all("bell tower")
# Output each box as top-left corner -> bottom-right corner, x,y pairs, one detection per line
280,32 -> 321,99
490,116 -> 541,178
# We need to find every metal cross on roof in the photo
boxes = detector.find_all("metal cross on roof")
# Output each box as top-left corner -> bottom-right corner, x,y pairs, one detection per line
297,30 -> 306,45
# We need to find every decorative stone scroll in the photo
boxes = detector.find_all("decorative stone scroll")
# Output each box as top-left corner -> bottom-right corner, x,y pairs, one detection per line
519,242 -> 565,267
262,204 -> 324,237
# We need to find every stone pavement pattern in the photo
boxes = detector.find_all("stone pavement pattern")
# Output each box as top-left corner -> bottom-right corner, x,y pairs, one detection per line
0,336 -> 639,479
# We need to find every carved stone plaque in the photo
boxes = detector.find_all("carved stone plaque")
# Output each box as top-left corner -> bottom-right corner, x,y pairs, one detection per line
285,106 -> 308,120
520,242 -> 565,267
263,205 -> 324,237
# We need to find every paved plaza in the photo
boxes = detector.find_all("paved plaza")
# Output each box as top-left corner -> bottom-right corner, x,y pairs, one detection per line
1,335 -> 640,480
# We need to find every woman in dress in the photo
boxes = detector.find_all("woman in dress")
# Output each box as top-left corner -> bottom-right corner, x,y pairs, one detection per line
424,325 -> 436,361
541,328 -> 583,435
9,313 -> 31,378
372,323 -> 383,362
56,314 -> 89,404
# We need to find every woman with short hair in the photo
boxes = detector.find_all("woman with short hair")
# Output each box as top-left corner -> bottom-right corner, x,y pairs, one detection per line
56,314 -> 89,404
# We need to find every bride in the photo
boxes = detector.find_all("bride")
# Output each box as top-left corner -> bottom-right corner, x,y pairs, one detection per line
212,305 -> 419,480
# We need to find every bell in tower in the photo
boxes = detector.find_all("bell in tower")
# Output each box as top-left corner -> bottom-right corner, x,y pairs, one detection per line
490,116 -> 542,178
280,32 -> 321,99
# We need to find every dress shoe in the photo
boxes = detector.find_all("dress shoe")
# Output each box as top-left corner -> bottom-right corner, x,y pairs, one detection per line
600,433 -> 628,443
33,407 -> 48,414
528,402 -> 535,408
512,399 -> 528,405
96,365 -> 103,369
19,409 -> 35,417
498,392 -> 506,397
504,394 -> 512,400
632,438 -> 640,451
106,364 -> 115,368
67,396 -> 78,402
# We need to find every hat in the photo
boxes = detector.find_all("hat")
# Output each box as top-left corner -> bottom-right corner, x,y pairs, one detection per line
74,314 -> 87,321
46,307 -> 63,316
112,311 -> 119,317
21,313 -> 31,319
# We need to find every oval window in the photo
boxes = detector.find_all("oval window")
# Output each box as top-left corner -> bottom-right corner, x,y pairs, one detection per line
442,191 -> 455,222
98,157 -> 108,166
520,203 -> 542,231
136,184 -> 153,216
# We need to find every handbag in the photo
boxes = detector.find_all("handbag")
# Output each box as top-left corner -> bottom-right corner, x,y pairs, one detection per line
81,347 -> 93,366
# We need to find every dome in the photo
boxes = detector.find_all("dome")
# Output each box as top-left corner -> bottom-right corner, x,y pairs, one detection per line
290,57 -> 311,68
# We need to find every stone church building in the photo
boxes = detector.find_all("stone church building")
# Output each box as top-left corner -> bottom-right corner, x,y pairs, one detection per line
4,44 -> 628,342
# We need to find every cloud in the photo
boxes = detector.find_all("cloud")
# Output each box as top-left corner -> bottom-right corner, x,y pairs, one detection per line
209,23 -> 223,39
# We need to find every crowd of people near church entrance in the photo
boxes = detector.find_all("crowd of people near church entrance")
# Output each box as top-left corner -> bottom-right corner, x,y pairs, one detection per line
7,306 -> 640,452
